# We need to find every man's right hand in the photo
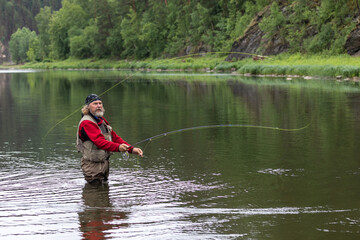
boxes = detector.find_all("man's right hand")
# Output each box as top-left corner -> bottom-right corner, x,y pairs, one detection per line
119,144 -> 129,152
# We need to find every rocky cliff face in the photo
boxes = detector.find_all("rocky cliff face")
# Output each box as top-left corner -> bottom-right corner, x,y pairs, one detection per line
226,3 -> 360,61
225,12 -> 268,61
345,23 -> 360,56
226,5 -> 290,61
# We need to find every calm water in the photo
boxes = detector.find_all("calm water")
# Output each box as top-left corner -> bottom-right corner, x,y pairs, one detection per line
1,70 -> 360,239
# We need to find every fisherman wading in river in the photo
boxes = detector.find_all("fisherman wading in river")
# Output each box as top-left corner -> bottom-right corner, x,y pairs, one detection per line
76,94 -> 143,184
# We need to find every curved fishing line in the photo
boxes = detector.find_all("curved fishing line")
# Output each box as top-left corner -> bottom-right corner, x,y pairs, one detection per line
153,51 -> 270,65
42,51 -> 268,141
42,73 -> 135,141
133,122 -> 312,148
168,51 -> 267,60
148,51 -> 271,73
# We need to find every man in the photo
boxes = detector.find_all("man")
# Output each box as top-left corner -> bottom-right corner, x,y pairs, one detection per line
76,94 -> 143,184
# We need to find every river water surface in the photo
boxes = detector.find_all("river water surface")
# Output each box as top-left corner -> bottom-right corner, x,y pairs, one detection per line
1,70 -> 360,239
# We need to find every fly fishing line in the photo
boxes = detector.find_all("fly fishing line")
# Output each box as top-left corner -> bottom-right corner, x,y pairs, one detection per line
43,51 -> 268,141
119,121 -> 312,160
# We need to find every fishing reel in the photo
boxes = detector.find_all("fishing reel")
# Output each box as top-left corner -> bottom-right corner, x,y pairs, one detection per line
120,151 -> 130,160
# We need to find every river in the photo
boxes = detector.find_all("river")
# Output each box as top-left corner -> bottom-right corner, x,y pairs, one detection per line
0,70 -> 360,239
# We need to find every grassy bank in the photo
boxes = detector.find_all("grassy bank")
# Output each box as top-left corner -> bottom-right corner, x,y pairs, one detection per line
7,53 -> 360,79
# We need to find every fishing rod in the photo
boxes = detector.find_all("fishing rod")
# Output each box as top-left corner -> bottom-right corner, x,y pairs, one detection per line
42,51 -> 268,140
42,73 -> 135,141
120,121 -> 311,160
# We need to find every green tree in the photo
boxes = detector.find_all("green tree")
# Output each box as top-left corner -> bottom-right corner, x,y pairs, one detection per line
139,1 -> 168,58
317,0 -> 350,26
121,8 -> 147,59
49,0 -> 87,59
305,23 -> 335,53
35,6 -> 52,60
259,2 -> 286,40
164,1 -> 189,55
70,22 -> 97,58
284,0 -> 312,52
27,35 -> 41,61
230,0 -> 270,41
189,3 -> 211,45
92,0 -> 113,58
27,47 -> 36,62
9,27 -> 37,63
0,0 -> 61,45
107,24 -> 124,58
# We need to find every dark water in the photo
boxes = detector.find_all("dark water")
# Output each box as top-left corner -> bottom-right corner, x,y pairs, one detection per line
1,70 -> 360,239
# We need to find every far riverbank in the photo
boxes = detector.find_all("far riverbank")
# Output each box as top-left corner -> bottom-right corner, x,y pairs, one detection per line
3,53 -> 360,80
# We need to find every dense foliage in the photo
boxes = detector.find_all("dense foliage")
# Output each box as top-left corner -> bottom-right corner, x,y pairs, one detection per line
4,0 -> 360,63
0,0 -> 62,43
9,27 -> 38,63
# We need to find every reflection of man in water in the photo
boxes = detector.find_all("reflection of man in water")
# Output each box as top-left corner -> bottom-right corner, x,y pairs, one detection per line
76,94 -> 143,184
79,183 -> 128,239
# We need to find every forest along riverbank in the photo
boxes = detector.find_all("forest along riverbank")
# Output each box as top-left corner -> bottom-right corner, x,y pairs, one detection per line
3,53 -> 360,81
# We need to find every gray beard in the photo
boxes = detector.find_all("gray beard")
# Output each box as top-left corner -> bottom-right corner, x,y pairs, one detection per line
91,108 -> 105,117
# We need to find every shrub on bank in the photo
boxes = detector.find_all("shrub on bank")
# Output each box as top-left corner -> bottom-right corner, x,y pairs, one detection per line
215,62 -> 237,71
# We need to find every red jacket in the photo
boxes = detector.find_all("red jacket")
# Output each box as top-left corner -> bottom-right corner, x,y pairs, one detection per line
78,115 -> 134,153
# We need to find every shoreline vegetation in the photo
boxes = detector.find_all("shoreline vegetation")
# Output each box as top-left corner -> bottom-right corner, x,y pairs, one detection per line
2,53 -> 360,81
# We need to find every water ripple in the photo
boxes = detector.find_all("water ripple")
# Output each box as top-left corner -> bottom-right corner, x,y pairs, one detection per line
1,150 -> 359,239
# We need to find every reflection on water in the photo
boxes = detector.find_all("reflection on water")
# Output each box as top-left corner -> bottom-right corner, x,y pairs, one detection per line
79,183 -> 129,239
1,71 -> 360,239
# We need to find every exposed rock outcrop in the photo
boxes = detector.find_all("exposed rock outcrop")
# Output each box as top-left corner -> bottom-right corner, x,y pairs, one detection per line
345,23 -> 360,56
226,5 -> 290,61
0,41 -> 9,64
226,2 -> 360,61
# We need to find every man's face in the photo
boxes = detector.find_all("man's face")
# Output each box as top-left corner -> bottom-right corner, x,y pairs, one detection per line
89,100 -> 105,117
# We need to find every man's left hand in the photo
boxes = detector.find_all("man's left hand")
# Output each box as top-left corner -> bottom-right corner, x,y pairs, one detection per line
132,147 -> 143,157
